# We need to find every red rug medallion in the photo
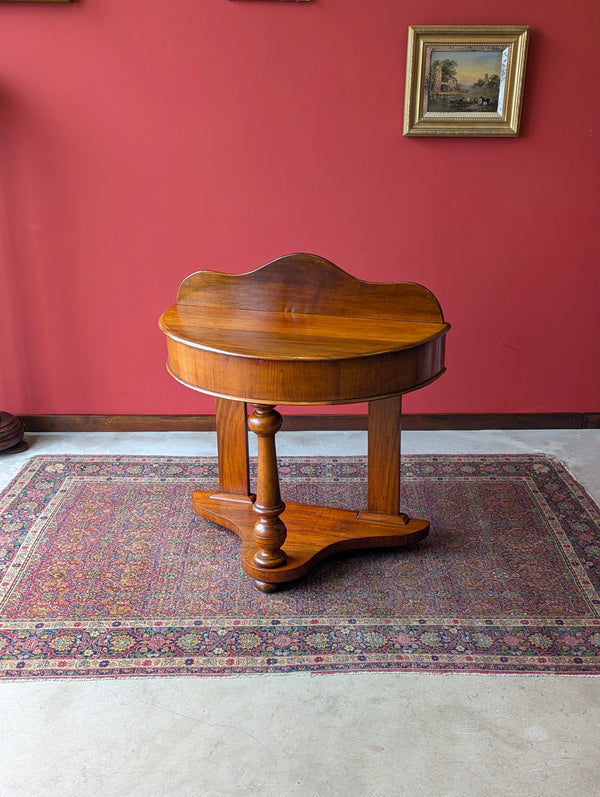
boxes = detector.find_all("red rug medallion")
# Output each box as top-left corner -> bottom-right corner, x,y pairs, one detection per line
1,455 -> 599,678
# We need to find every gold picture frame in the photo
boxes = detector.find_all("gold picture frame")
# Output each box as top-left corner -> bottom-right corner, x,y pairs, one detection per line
403,25 -> 529,137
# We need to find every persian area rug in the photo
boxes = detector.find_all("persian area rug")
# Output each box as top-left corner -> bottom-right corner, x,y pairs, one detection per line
1,454 -> 600,680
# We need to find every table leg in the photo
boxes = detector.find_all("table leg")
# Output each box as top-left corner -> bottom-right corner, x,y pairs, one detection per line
366,395 -> 406,518
247,404 -> 287,575
211,397 -> 254,504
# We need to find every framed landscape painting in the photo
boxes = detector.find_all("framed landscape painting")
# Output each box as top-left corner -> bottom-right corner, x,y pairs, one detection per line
403,26 -> 530,137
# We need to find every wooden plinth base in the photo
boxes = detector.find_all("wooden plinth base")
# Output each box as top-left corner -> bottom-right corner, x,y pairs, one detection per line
193,491 -> 429,591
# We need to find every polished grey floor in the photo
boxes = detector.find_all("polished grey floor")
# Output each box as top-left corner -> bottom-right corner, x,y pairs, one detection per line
0,430 -> 599,797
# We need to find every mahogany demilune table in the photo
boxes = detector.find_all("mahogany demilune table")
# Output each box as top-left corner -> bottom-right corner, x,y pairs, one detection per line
159,254 -> 450,592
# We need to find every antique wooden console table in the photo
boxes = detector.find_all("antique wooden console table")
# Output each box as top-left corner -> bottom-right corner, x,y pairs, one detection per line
159,254 -> 450,592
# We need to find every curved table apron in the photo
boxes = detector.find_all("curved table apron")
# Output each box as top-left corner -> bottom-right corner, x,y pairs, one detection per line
159,255 -> 449,592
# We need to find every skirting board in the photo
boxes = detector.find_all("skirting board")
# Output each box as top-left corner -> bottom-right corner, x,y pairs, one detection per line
17,413 -> 600,433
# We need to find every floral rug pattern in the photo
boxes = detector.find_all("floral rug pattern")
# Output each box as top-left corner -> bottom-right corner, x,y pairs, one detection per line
0,454 -> 599,678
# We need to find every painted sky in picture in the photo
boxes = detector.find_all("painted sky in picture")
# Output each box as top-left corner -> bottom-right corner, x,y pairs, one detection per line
431,48 -> 504,84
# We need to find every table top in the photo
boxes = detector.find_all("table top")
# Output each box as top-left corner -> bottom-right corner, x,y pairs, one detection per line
161,305 -> 448,361
159,254 -> 450,405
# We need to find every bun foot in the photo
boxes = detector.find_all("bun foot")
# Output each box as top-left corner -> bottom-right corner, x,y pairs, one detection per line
254,580 -> 279,593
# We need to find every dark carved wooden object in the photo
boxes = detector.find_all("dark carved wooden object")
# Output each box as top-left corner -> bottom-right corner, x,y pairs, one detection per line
0,411 -> 28,455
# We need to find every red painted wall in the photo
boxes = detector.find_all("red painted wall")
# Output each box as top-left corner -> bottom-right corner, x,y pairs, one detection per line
1,0 -> 598,417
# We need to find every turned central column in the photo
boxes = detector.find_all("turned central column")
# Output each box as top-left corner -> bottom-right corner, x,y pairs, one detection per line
247,404 -> 287,569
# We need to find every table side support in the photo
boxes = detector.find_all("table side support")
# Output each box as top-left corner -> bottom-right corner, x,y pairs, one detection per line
247,404 -> 288,570
211,397 -> 254,504
365,395 -> 407,519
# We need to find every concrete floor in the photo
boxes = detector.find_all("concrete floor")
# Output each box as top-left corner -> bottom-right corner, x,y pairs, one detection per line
0,429 -> 599,797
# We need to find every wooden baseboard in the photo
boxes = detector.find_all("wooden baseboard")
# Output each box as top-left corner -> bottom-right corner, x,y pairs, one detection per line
17,412 -> 600,433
